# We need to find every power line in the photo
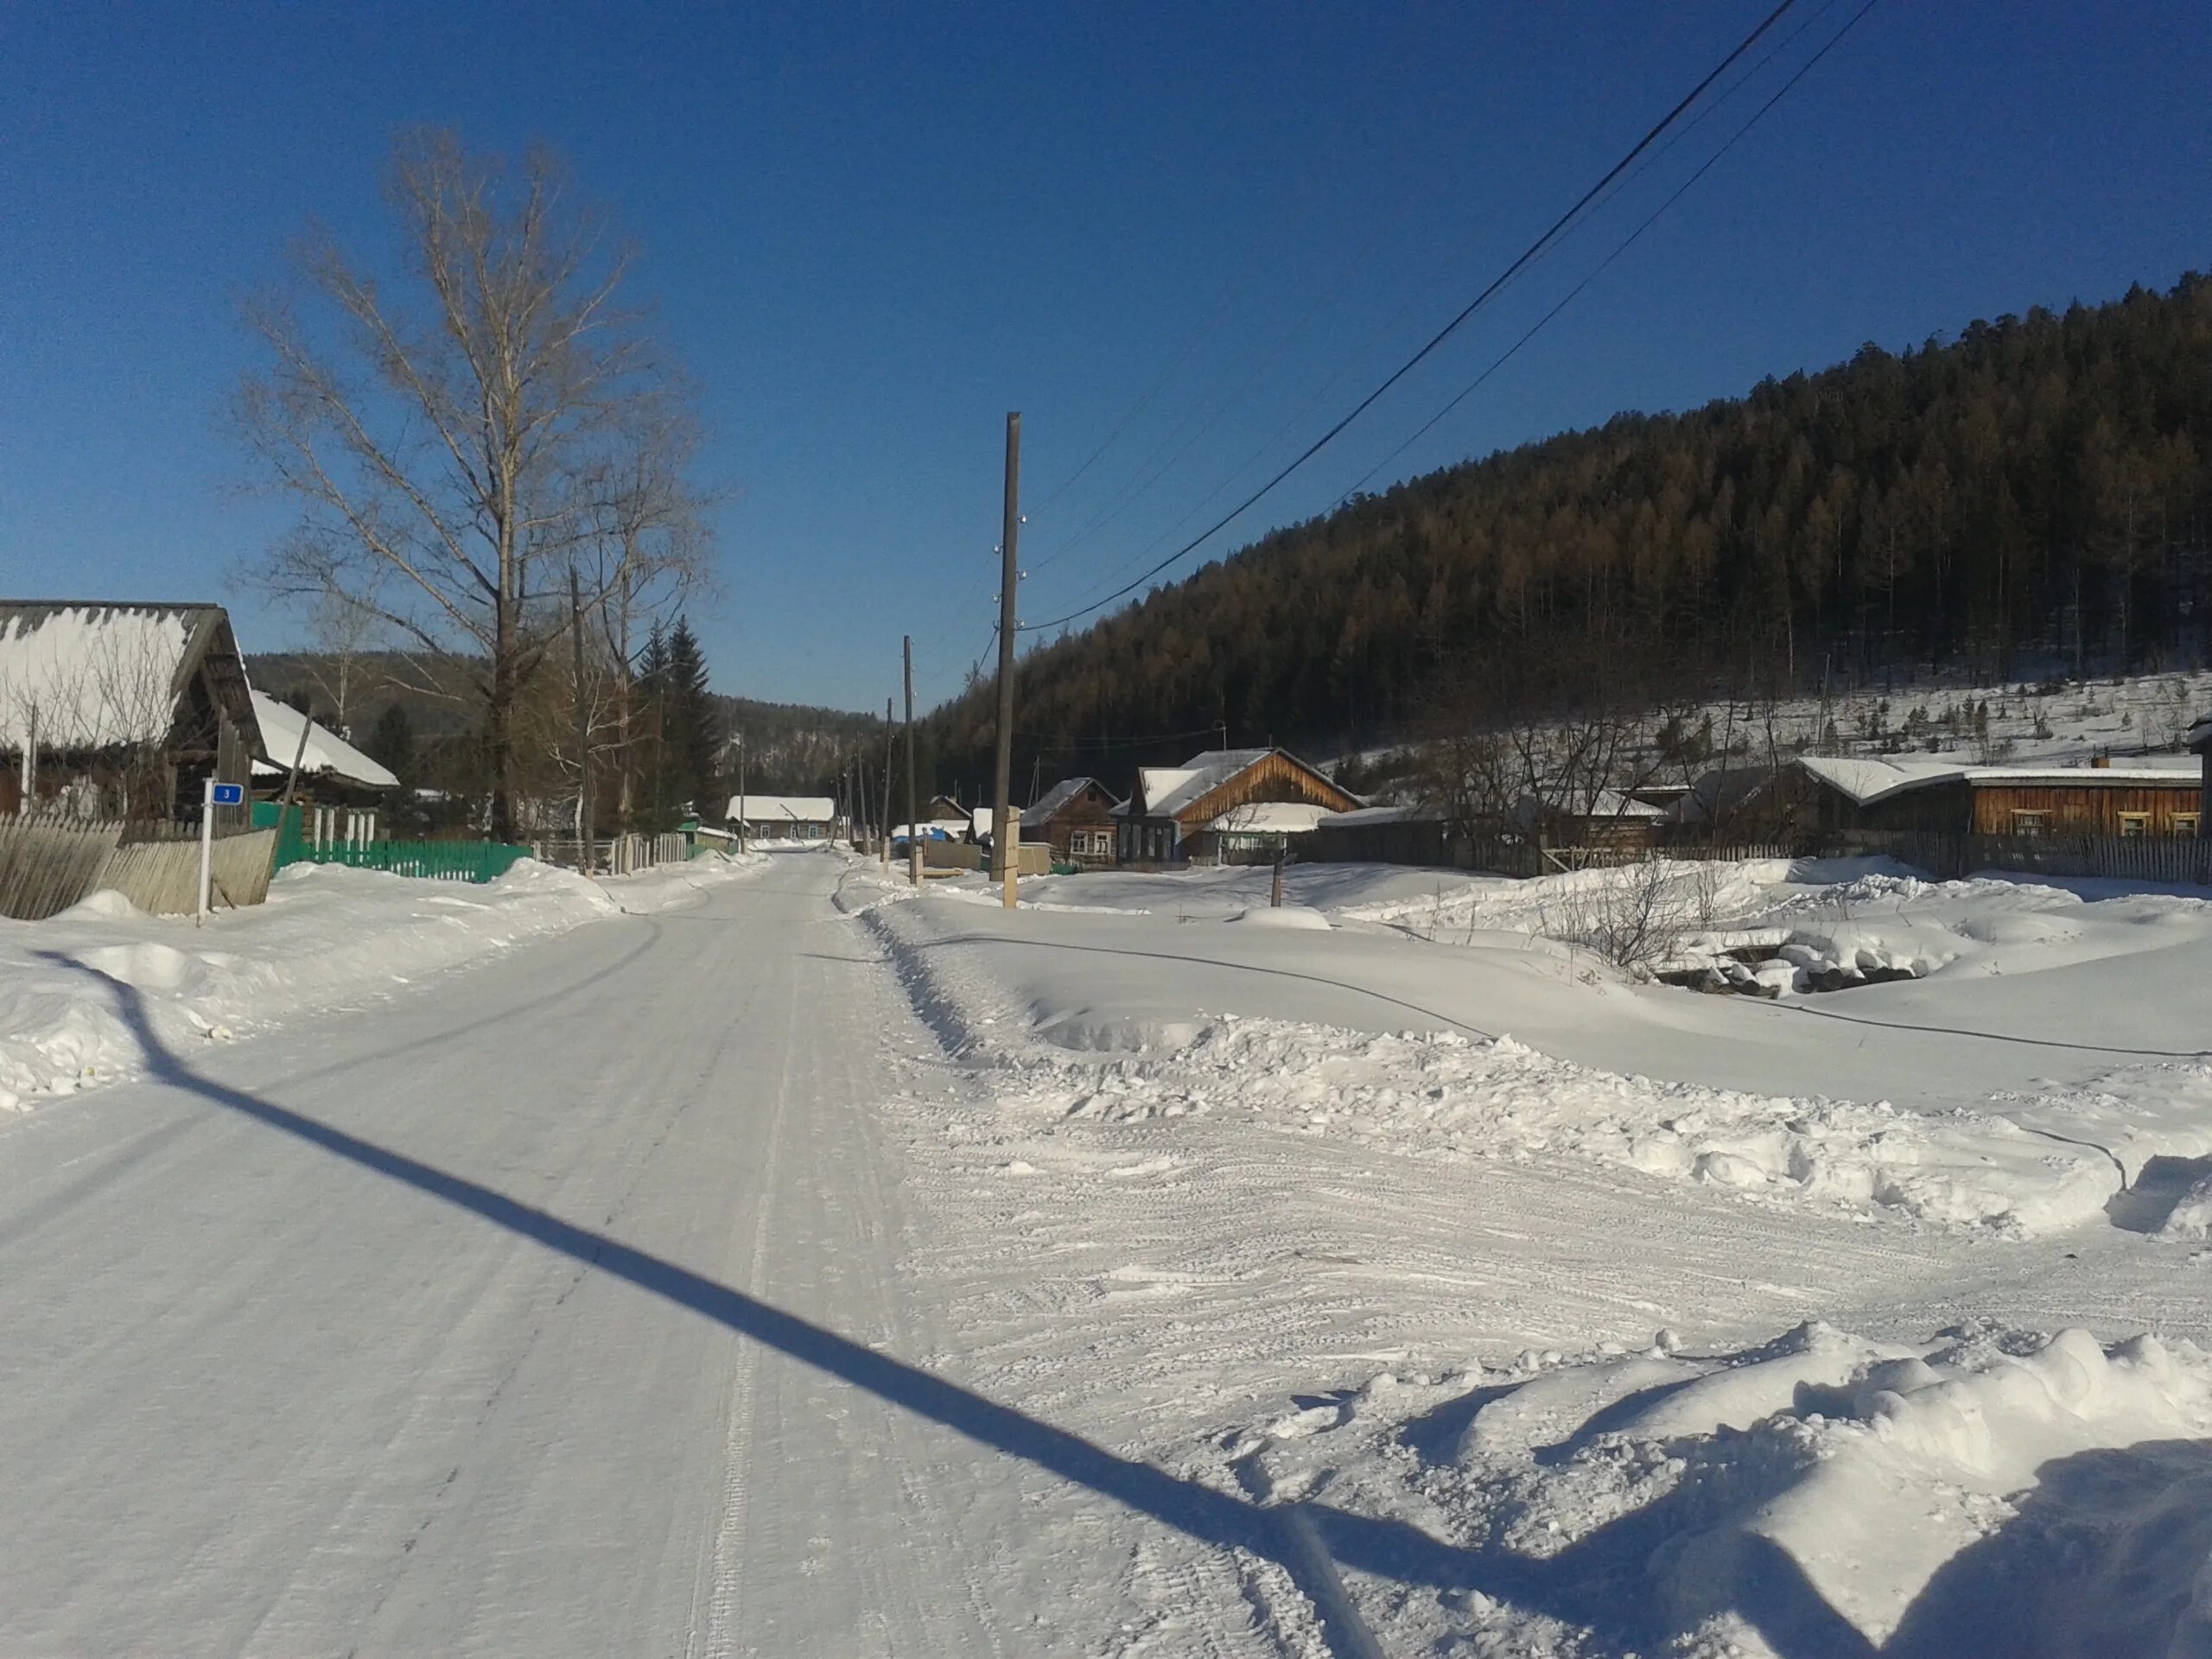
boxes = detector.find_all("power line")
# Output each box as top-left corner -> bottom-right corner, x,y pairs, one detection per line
1014,0 -> 1800,635
1337,0 -> 1878,502
1030,14 -> 1827,621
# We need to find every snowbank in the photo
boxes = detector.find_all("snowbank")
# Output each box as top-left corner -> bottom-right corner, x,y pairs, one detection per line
0,852 -> 766,1112
969,1015 -> 2129,1234
1221,1320 -> 2212,1656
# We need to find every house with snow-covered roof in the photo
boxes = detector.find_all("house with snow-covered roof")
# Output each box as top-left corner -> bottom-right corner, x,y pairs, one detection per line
1112,747 -> 1361,865
725,794 -> 838,840
1789,752 -> 2203,838
1020,777 -> 1120,867
0,601 -> 257,823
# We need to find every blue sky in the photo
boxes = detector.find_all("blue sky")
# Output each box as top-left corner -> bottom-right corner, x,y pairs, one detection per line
3,3 -> 2207,713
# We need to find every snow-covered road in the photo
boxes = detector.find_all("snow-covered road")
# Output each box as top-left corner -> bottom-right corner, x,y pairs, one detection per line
0,854 -> 1113,1656
11,849 -> 2212,1656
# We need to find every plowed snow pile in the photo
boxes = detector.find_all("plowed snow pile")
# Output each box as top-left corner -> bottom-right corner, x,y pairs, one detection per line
1217,1321 -> 2212,1656
984,1018 -> 2138,1234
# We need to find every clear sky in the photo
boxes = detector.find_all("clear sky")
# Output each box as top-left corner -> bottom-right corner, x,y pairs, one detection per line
3,3 -> 2207,714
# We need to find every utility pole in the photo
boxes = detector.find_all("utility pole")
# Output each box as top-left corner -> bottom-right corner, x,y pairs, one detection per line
880,696 -> 893,870
734,732 -> 747,855
904,635 -> 920,887
992,411 -> 1021,910
569,566 -> 593,870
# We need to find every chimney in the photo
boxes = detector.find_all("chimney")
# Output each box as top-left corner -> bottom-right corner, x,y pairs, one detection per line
2091,753 -> 2112,769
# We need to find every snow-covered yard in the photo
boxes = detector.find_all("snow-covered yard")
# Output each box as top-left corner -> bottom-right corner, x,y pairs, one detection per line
847,852 -> 2212,1655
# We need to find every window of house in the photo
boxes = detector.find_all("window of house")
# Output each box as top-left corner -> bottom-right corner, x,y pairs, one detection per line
2177,813 -> 2202,836
2011,810 -> 2050,837
2118,812 -> 2151,838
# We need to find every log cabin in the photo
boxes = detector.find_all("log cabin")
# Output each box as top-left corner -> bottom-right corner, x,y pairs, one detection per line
1112,747 -> 1361,866
1020,777 -> 1121,868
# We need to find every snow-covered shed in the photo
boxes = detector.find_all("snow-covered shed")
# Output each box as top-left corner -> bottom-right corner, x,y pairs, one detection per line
0,601 -> 257,823
1112,747 -> 1361,865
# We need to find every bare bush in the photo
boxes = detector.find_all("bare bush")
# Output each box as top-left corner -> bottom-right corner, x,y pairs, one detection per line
1538,858 -> 1708,978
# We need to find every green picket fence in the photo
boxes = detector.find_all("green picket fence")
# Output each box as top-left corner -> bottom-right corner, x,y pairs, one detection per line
254,804 -> 530,884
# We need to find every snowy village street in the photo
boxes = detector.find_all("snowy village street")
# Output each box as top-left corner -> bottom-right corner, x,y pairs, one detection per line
8,846 -> 2212,1655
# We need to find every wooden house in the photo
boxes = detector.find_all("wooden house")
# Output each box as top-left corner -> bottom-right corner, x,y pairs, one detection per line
725,793 -> 838,840
1516,789 -> 1667,853
1113,747 -> 1361,866
0,601 -> 256,826
1790,754 -> 2204,837
1020,777 -> 1121,867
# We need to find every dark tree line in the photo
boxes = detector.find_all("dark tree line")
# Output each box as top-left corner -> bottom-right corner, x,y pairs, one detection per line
925,273 -> 2212,795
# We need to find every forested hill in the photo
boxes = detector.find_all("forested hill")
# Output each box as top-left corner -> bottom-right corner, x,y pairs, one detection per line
926,273 -> 2212,794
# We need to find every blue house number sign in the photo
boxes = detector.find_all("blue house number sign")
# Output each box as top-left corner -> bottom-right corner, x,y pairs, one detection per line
209,783 -> 245,806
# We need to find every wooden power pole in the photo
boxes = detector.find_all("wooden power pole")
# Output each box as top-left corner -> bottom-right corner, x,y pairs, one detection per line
904,635 -> 920,887
569,565 -> 593,869
992,411 -> 1021,909
880,696 -> 893,869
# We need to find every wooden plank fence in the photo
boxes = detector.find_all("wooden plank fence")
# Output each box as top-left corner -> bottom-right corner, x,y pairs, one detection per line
0,814 -> 279,919
0,814 -> 123,920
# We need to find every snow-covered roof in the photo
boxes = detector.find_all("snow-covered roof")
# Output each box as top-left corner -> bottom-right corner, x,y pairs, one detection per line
969,804 -> 1022,838
728,794 -> 836,823
1314,803 -> 1443,828
0,601 -> 228,751
1117,747 -> 1358,820
1136,749 -> 1273,818
2188,715 -> 2212,752
247,690 -> 398,789
1662,766 -> 1774,825
1797,753 -> 2205,806
1207,802 -> 1339,834
1022,777 -> 1112,829
1557,790 -> 1668,820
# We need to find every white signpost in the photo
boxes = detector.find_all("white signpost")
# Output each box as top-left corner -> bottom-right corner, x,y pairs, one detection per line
199,779 -> 245,924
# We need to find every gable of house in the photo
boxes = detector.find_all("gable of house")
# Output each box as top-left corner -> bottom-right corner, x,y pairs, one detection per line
1165,748 -> 1362,828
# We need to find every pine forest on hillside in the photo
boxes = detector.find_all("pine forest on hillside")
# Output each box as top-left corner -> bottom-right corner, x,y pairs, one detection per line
928,274 -> 2212,792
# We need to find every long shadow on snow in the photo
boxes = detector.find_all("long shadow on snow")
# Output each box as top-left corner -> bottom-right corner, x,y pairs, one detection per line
50,955 -> 1986,1656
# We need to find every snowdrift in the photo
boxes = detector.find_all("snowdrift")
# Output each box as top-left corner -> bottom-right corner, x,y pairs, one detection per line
1224,1321 -> 2212,1656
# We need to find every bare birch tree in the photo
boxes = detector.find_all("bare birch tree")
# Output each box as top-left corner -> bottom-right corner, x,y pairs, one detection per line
235,128 -> 712,837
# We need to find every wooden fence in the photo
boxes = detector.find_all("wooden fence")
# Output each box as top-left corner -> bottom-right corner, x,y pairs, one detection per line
0,814 -> 278,919
0,814 -> 123,920
1295,818 -> 2212,888
527,833 -> 692,876
101,828 -> 279,914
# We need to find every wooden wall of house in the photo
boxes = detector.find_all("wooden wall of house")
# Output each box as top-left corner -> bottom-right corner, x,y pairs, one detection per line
1851,781 -> 1974,834
1176,753 -> 1360,827
1038,791 -> 1117,860
1969,783 -> 2202,836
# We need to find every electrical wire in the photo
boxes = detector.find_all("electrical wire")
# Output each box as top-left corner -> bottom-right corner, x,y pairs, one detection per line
1336,0 -> 1878,502
1039,0 -> 1837,613
1014,0 -> 1800,635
